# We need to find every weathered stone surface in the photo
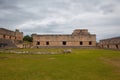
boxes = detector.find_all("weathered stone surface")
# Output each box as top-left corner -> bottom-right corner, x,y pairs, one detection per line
32,29 -> 96,47
0,28 -> 23,48
99,37 -> 120,50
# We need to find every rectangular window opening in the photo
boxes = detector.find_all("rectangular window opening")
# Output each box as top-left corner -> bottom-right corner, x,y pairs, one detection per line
80,41 -> 83,45
9,36 -> 11,39
46,41 -> 49,45
63,41 -> 66,45
116,44 -> 118,49
89,41 -> 92,45
3,35 -> 5,38
37,41 -> 40,45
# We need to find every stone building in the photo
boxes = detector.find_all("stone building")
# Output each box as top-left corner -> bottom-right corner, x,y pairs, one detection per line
32,29 -> 96,48
99,37 -> 120,50
0,28 -> 23,48
22,42 -> 33,48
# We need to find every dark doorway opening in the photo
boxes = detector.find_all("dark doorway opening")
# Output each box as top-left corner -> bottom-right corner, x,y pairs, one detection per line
80,41 -> 83,45
107,45 -> 109,48
89,41 -> 92,45
116,44 -> 118,49
63,41 -> 66,45
46,41 -> 49,45
37,41 -> 40,45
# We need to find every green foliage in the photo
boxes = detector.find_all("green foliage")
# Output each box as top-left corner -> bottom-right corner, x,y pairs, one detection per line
23,35 -> 33,42
0,49 -> 120,80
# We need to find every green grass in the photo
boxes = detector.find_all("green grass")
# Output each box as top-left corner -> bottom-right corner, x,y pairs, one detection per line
0,48 -> 120,80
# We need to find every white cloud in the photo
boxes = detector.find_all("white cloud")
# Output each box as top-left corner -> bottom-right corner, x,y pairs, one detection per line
0,0 -> 120,41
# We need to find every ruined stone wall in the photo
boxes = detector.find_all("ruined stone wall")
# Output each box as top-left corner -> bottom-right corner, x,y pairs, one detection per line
15,29 -> 23,41
32,29 -> 96,47
99,37 -> 120,50
0,28 -> 23,48
0,28 -> 23,41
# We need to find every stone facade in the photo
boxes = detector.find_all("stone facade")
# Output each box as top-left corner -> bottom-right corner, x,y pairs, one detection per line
32,29 -> 96,48
99,37 -> 120,50
0,28 -> 23,48
22,42 -> 33,48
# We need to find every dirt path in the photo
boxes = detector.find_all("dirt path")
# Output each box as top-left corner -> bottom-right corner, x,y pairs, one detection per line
100,57 -> 120,68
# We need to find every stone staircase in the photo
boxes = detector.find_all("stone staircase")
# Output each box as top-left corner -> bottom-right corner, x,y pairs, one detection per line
0,38 -> 17,48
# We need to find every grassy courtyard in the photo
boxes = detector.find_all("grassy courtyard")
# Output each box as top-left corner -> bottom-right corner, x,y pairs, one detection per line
0,48 -> 120,80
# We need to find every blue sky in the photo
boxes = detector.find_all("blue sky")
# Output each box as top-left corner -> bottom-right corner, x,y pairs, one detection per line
0,0 -> 120,41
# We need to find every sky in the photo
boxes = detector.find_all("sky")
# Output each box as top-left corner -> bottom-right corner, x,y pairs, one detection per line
0,0 -> 120,41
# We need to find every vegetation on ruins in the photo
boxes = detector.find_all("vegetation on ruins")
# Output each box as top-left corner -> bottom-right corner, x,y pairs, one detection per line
0,49 -> 120,80
23,35 -> 33,42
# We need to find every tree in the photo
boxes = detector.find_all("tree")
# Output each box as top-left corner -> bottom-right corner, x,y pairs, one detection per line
23,35 -> 33,42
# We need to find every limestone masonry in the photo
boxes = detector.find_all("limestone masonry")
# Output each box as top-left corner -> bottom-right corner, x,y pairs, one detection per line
1,27 -> 119,50
99,37 -> 120,49
32,29 -> 96,47
0,28 -> 23,48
